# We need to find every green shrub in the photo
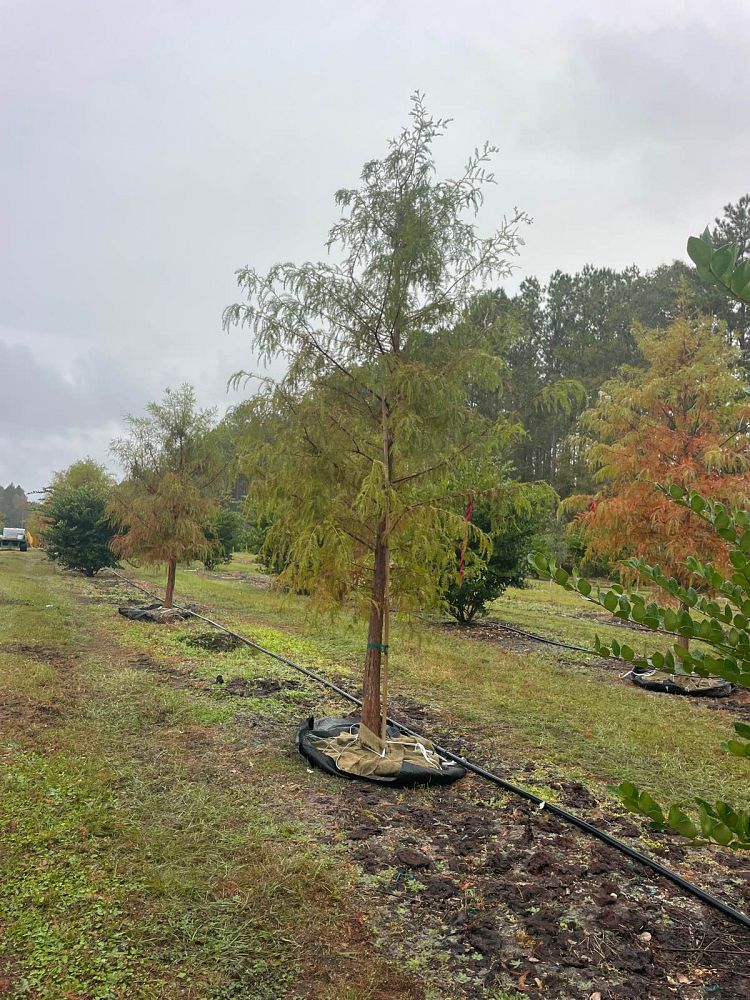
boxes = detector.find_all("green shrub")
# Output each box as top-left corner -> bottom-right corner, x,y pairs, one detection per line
43,486 -> 118,576
444,486 -> 555,624
202,508 -> 246,570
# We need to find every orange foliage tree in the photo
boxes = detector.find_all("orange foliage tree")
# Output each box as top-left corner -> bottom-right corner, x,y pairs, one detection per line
108,386 -> 222,608
569,313 -> 750,588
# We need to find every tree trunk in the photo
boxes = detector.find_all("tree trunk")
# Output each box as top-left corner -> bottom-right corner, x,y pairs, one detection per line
362,520 -> 388,733
164,559 -> 177,609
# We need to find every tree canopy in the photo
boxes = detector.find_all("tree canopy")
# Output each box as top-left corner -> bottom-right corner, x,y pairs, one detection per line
49,459 -> 114,496
43,485 -> 119,576
108,385 -> 224,608
442,485 -> 555,624
568,314 -> 750,586
225,93 -> 530,733
0,484 -> 28,527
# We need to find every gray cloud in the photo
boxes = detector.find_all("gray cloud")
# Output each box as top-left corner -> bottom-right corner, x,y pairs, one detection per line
528,22 -> 750,157
1,0 -> 749,488
0,340 -> 138,435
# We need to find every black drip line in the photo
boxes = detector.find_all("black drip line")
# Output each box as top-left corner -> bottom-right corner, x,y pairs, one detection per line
109,571 -> 750,934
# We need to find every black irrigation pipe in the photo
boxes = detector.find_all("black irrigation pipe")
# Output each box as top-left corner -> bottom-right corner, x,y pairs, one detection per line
481,620 -> 599,656
485,622 -> 736,696
110,570 -> 750,934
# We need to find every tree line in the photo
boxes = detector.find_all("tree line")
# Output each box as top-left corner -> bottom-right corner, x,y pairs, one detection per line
26,95 -> 750,845
31,95 -> 750,760
0,484 -> 28,529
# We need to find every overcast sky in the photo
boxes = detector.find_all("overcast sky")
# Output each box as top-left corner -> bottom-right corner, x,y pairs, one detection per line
2,0 -> 749,492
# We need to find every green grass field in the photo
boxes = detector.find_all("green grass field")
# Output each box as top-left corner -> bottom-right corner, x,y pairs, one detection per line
2,549 -> 748,998
0,553 -> 418,999
132,554 -> 750,808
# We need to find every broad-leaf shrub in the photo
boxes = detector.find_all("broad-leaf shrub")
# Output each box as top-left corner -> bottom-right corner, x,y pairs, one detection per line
532,484 -> 750,849
444,486 -> 555,624
688,230 -> 750,305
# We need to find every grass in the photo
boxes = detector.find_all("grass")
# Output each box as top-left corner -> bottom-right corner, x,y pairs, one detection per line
0,553 -> 419,999
3,549 -> 749,996
129,557 -> 750,809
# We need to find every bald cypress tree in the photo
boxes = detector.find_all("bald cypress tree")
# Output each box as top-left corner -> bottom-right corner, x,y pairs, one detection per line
568,314 -> 750,593
108,385 -> 222,608
225,95 -> 527,735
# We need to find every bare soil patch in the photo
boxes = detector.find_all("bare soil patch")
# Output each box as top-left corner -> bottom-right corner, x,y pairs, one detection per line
222,676 -> 301,698
2,643 -> 69,664
299,772 -> 750,999
180,630 -> 246,653
0,697 -> 62,728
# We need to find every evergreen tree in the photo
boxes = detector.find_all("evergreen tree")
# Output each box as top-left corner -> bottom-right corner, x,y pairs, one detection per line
443,486 -> 555,624
108,385 -> 223,609
712,194 -> 750,264
43,485 -> 118,576
0,484 -> 28,527
201,508 -> 246,571
710,194 -> 750,359
225,94 -> 527,734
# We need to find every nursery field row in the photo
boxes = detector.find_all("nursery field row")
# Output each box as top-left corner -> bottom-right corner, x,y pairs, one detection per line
1,551 -> 749,999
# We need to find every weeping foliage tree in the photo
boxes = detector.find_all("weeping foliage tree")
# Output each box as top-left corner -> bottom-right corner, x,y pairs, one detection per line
225,95 -> 528,735
108,385 -> 223,608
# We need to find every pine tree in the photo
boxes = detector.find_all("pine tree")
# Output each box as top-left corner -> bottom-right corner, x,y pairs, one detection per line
108,385 -> 223,608
710,195 -> 750,359
225,94 -> 527,734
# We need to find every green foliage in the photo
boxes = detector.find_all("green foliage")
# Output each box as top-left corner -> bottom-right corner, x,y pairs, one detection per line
49,458 -> 114,495
688,229 -> 750,304
532,483 -> 750,849
225,94 -> 535,727
465,261 -> 724,498
0,482 -> 28,527
226,96 -> 528,604
615,779 -> 750,848
225,95 -> 528,668
202,508 -> 246,570
108,385 -> 224,605
42,485 -> 119,576
443,484 -> 556,624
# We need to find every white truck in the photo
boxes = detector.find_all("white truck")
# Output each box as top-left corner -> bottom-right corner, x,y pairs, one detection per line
1,527 -> 27,551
